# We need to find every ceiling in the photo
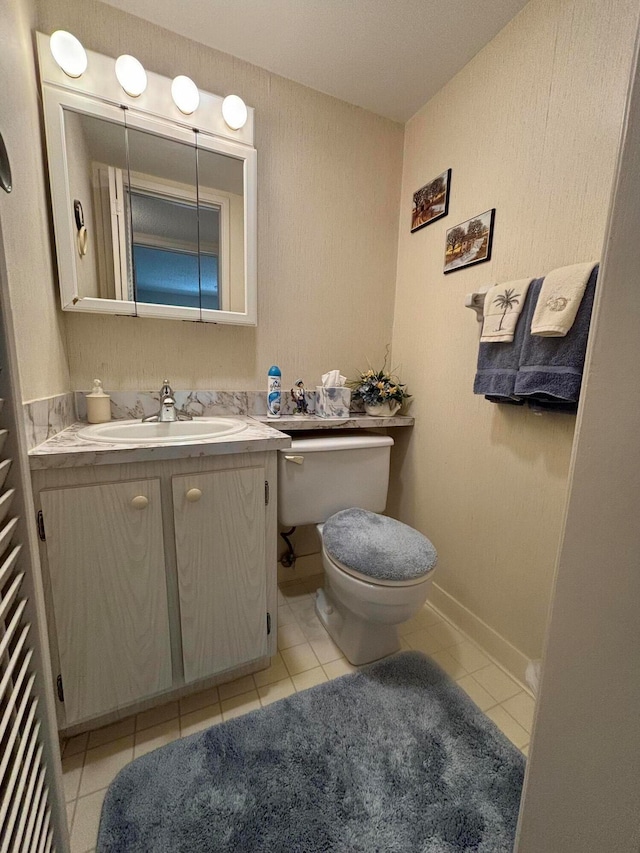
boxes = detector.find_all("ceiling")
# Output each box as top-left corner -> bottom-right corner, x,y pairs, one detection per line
100,0 -> 529,122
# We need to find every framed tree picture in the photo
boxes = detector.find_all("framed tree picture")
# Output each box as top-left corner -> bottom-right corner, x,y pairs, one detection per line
444,209 -> 495,274
411,169 -> 451,232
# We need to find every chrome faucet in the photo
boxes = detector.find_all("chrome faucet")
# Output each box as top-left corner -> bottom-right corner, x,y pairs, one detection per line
142,380 -> 193,423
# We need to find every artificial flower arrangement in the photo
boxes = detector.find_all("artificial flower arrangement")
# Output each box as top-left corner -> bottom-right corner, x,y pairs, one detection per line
349,351 -> 411,416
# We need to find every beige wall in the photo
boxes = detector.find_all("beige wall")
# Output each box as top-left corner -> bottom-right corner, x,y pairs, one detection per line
389,0 -> 639,666
0,0 -> 70,400
36,0 -> 404,393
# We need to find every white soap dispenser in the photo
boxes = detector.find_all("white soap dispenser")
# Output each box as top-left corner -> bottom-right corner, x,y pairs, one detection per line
85,379 -> 111,424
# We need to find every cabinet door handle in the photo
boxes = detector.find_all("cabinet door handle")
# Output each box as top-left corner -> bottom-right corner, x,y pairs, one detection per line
284,455 -> 304,465
186,488 -> 202,503
131,495 -> 149,510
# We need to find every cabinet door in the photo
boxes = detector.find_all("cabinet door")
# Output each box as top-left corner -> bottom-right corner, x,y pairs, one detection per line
173,466 -> 267,683
42,479 -> 172,724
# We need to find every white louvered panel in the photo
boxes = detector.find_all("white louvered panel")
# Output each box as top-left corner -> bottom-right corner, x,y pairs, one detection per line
13,746 -> 44,851
0,627 -> 30,704
0,544 -> 20,589
0,598 -> 27,660
42,824 -> 53,853
30,789 -> 48,853
0,658 -> 35,785
32,796 -> 50,853
0,665 -> 35,748
0,712 -> 41,851
0,571 -> 24,623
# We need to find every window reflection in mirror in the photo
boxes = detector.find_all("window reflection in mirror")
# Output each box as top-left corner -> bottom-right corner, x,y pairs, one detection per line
124,126 -> 200,309
197,146 -> 245,313
62,108 -> 129,301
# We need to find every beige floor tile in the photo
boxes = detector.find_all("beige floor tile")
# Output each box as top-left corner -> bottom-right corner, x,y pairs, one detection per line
278,582 -> 311,605
79,736 -> 134,797
180,704 -> 223,738
296,612 -> 328,642
62,752 -> 84,802
277,587 -> 287,606
428,620 -> 466,648
66,800 -> 76,834
221,690 -> 261,721
63,732 -> 89,758
277,604 -> 297,626
87,718 -> 135,749
521,743 -> 530,757
277,622 -> 307,650
422,605 -> 445,625
403,628 -> 442,655
253,653 -> 290,687
70,788 -> 106,853
448,640 -> 491,674
456,675 -> 498,712
179,686 -> 220,715
431,649 -> 467,679
485,706 -> 529,749
292,666 -> 328,692
281,642 -> 320,675
136,701 -> 179,733
399,638 -> 412,651
258,677 -> 296,706
322,658 -> 356,679
218,674 -> 256,701
309,635 -> 343,664
399,609 -> 443,636
501,691 -> 536,733
134,718 -> 181,759
473,664 -> 522,703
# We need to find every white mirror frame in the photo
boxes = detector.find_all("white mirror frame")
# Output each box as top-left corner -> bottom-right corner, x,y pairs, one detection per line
36,32 -> 257,326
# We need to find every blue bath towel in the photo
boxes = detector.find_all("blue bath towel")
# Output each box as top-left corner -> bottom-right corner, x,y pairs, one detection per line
473,279 -> 541,401
514,265 -> 598,403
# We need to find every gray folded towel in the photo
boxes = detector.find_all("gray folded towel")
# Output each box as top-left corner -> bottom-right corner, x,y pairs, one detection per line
514,265 -> 597,402
473,278 -> 541,400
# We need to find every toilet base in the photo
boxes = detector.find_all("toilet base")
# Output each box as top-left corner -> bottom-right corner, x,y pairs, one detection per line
315,587 -> 401,666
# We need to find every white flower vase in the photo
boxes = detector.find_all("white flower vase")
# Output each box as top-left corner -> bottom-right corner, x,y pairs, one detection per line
364,401 -> 401,417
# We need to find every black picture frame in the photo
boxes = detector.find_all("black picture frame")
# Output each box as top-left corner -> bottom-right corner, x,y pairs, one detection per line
410,168 -> 451,233
443,208 -> 495,274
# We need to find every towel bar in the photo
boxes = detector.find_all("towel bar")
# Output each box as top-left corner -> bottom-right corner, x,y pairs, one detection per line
465,289 -> 490,322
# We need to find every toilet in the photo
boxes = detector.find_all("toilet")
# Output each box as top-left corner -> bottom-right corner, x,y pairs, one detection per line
278,434 -> 437,665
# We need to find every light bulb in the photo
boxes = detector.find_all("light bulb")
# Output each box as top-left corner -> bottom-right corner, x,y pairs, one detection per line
171,76 -> 200,115
115,55 -> 147,97
50,30 -> 88,78
221,95 -> 248,130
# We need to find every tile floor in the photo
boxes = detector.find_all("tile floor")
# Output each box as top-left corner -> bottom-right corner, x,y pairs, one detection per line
62,574 -> 535,853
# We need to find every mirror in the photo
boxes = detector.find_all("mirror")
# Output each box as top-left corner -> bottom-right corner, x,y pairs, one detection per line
41,84 -> 256,325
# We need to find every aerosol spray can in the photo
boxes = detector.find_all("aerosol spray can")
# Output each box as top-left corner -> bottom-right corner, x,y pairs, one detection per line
267,365 -> 282,418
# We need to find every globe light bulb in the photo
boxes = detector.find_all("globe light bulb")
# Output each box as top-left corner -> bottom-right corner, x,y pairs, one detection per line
50,30 -> 88,78
221,95 -> 248,130
171,75 -> 200,115
115,55 -> 147,97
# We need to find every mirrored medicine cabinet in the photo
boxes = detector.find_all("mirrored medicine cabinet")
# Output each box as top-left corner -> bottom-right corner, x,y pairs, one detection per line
37,32 -> 257,325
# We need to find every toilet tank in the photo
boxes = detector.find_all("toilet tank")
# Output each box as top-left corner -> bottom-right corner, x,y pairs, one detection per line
277,434 -> 394,527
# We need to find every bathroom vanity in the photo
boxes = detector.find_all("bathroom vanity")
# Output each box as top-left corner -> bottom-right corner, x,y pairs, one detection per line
29,418 -> 289,733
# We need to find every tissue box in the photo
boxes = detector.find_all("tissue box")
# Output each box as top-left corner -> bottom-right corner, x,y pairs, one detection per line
315,387 -> 351,418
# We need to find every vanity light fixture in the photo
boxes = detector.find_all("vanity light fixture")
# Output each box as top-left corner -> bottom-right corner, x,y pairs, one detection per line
221,95 -> 248,130
115,54 -> 147,97
171,75 -> 200,115
49,30 -> 87,78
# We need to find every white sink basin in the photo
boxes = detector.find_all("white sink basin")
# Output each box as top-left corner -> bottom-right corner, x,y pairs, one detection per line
78,417 -> 248,445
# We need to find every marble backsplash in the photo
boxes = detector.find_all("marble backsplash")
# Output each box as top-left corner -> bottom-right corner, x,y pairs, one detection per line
24,388 -> 364,449
23,392 -> 77,450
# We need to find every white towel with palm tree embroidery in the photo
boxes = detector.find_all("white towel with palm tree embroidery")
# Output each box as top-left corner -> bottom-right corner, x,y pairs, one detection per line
480,279 -> 533,343
530,261 -> 598,336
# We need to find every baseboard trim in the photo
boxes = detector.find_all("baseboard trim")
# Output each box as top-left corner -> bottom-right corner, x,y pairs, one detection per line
277,552 -> 323,584
429,583 -> 533,688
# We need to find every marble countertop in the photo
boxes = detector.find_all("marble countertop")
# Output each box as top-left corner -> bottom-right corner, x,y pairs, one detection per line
251,414 -> 415,430
28,417 -> 292,470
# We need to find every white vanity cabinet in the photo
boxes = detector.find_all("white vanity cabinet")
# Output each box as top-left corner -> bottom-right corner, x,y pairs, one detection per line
172,467 -> 268,683
41,479 -> 172,725
32,450 -> 278,731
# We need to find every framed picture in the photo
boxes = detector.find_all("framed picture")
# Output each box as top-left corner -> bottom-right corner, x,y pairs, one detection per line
411,169 -> 451,232
443,208 -> 495,274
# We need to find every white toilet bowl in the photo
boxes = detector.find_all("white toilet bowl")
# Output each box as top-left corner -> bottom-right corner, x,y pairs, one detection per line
315,527 -> 435,665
